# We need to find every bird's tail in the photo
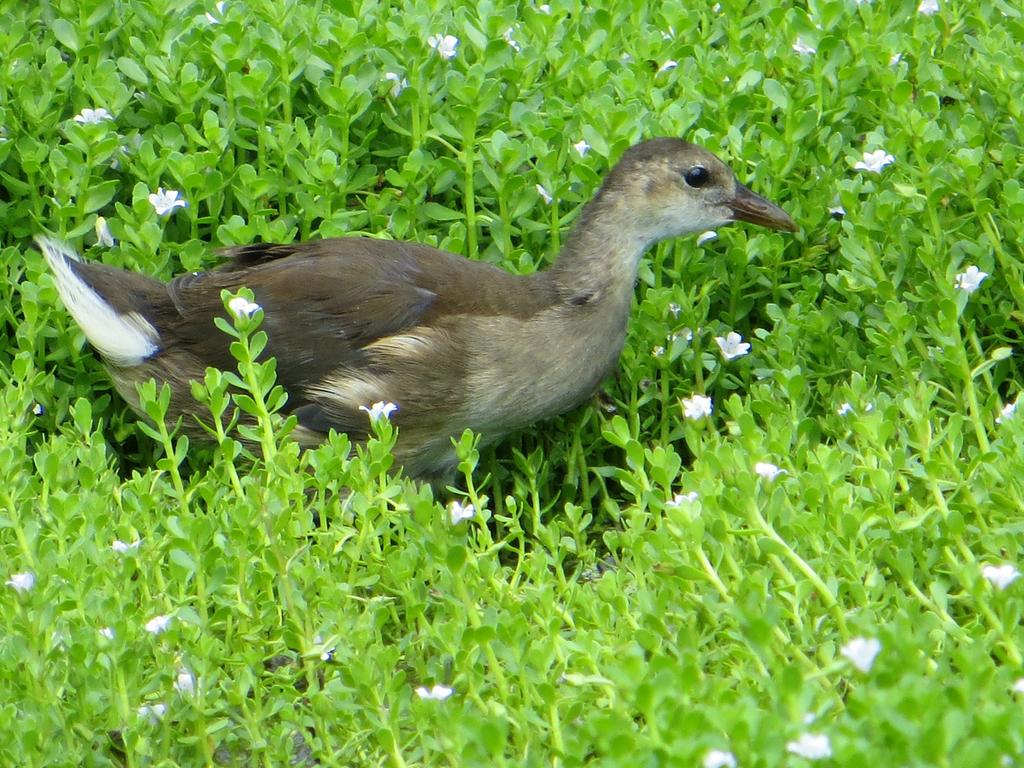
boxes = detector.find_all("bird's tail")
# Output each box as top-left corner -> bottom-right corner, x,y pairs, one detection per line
35,236 -> 163,367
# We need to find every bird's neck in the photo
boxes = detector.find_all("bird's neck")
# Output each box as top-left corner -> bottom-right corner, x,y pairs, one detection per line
545,196 -> 652,310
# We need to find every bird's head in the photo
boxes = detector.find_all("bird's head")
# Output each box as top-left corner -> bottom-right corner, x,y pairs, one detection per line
598,137 -> 797,244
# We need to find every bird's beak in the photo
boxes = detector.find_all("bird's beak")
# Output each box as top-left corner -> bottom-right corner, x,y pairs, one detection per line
727,182 -> 798,232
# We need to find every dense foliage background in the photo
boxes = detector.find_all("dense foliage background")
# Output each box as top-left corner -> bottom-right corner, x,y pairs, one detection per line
1,0 -> 1023,764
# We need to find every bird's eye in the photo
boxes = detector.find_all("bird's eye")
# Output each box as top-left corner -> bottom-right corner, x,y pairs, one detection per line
683,166 -> 710,188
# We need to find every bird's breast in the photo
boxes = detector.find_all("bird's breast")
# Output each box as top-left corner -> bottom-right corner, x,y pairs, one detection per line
457,304 -> 628,436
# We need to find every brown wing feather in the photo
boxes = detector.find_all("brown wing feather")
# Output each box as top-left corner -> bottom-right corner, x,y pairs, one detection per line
157,240 -> 434,395
150,237 -> 558,442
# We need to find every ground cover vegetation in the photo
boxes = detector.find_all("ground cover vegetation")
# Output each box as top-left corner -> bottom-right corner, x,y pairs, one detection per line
1,0 -> 1023,764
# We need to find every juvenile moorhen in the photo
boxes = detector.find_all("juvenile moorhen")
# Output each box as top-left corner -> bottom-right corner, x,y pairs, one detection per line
38,138 -> 796,481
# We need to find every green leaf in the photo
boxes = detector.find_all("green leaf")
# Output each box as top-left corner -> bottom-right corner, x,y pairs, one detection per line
82,180 -> 118,214
446,544 -> 467,572
169,548 -> 197,573
117,56 -> 148,85
52,20 -> 79,52
763,78 -> 789,111
421,202 -> 465,222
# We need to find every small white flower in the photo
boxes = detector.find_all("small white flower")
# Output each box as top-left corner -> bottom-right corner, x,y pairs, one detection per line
448,500 -> 476,524
668,303 -> 682,318
360,401 -> 398,421
666,492 -> 699,508
320,647 -> 336,662
95,216 -> 116,246
415,684 -> 453,701
786,732 -> 831,760
841,636 -> 882,673
715,331 -> 750,361
6,572 -> 35,593
889,52 -> 903,66
536,184 -> 553,204
954,265 -> 988,294
854,149 -> 895,173
573,139 -> 591,157
983,564 -> 1020,591
383,72 -> 409,97
502,27 -> 521,52
112,539 -> 141,554
864,402 -> 875,412
537,4 -> 551,13
828,205 -> 846,218
997,398 -> 1018,424
754,462 -> 785,481
228,295 -> 261,319
137,703 -> 167,722
205,1 -> 226,23
652,345 -> 665,358
73,107 -> 113,125
657,60 -> 678,74
1012,678 -> 1024,694
99,627 -> 115,640
661,26 -> 675,41
703,750 -> 737,768
837,402 -> 853,416
792,37 -> 816,55
148,187 -> 188,216
427,34 -> 459,60
174,668 -> 196,696
667,330 -> 691,346
681,394 -> 713,421
696,230 -> 718,245
917,0 -> 939,14
32,403 -> 45,416
145,614 -> 172,634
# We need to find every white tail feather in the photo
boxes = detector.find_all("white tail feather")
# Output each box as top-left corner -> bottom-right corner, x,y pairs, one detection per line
36,236 -> 160,367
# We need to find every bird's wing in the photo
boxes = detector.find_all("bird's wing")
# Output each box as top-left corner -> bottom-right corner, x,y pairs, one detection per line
157,237 -> 554,441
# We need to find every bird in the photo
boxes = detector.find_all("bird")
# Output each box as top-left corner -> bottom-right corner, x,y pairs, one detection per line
37,138 -> 796,483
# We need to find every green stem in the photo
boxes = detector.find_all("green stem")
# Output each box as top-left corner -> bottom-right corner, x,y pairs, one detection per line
462,123 -> 477,259
745,497 -> 848,635
454,577 -> 509,700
